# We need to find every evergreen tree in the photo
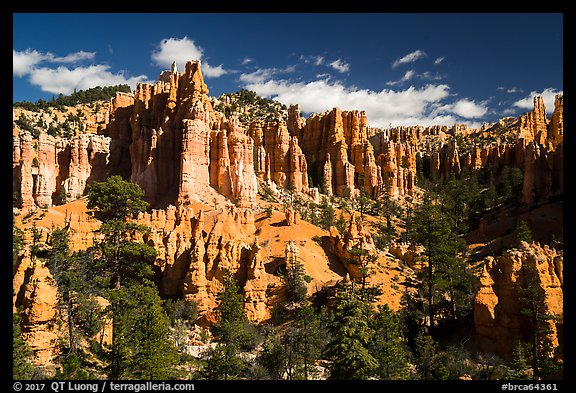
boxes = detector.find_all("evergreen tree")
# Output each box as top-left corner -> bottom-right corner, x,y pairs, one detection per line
346,247 -> 378,295
413,330 -> 443,380
107,284 -> 178,379
326,284 -> 378,379
509,167 -> 524,202
86,176 -> 172,379
318,197 -> 335,230
355,190 -> 373,220
510,341 -> 533,379
482,171 -> 498,211
87,175 -> 149,221
163,299 -> 198,352
212,271 -> 250,345
410,194 -> 476,332
87,175 -> 155,290
515,220 -> 533,245
439,171 -> 473,234
257,328 -> 287,379
13,311 -> 34,379
369,304 -> 411,379
199,344 -> 247,380
202,270 -> 253,379
291,302 -> 324,379
283,256 -> 309,303
47,225 -> 79,353
53,352 -> 92,380
498,166 -> 513,201
13,220 -> 24,268
334,212 -> 347,235
45,225 -> 106,378
517,265 -> 562,379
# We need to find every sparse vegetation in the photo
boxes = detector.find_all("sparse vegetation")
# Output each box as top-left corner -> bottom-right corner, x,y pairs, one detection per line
14,85 -> 131,111
214,89 -> 288,123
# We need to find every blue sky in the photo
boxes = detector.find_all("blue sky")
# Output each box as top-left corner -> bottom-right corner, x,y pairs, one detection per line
13,13 -> 563,128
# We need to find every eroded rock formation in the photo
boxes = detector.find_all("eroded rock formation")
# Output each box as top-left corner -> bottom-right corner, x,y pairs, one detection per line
549,95 -> 563,147
290,106 -> 384,197
13,250 -> 60,368
329,213 -> 376,280
430,139 -> 461,177
377,141 -> 416,196
473,241 -> 563,359
388,241 -> 425,267
13,131 -> 111,210
518,96 -> 548,145
244,237 -> 269,322
248,120 -> 308,193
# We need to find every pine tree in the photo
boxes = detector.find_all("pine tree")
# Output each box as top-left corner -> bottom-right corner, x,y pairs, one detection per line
292,302 -> 324,379
334,212 -> 347,235
355,190 -> 373,220
413,330 -> 442,380
107,284 -> 178,379
283,256 -> 309,303
483,171 -> 498,211
13,311 -> 34,379
199,344 -> 247,380
410,193 -> 476,332
326,284 -> 378,379
257,328 -> 287,379
87,176 -> 155,290
47,225 -> 78,352
369,304 -> 410,379
515,220 -> 533,245
319,196 -> 335,230
13,219 -> 24,268
517,265 -> 562,379
346,247 -> 378,295
86,176 -> 170,379
87,175 -> 149,222
202,270 -> 253,379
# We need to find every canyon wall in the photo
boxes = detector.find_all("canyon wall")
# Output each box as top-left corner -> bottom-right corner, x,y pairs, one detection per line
474,241 -> 563,359
13,131 -> 111,211
287,105 -> 414,197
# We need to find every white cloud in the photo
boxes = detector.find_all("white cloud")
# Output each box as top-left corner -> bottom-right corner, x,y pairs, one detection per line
50,51 -> 96,63
203,63 -> 228,78
151,37 -> 202,69
13,49 -> 45,77
239,66 -> 296,84
513,88 -> 563,114
420,71 -> 443,81
28,65 -> 149,95
14,48 -> 147,95
385,70 -> 416,86
151,36 -> 228,78
300,55 -> 325,66
439,99 -> 488,119
498,86 -> 523,93
328,59 -> 350,73
240,68 -> 277,84
392,50 -> 427,68
386,70 -> 443,86
433,57 -> 445,65
241,57 -> 253,65
241,75 -> 458,127
13,49 -> 95,77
